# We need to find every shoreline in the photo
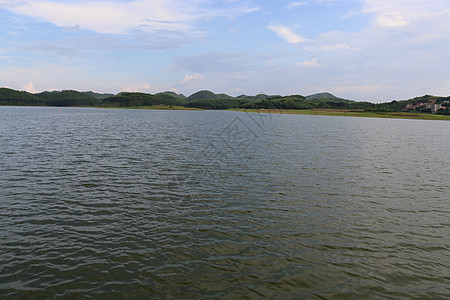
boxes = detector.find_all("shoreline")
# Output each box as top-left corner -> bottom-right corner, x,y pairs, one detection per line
228,108 -> 450,121
3,105 -> 450,120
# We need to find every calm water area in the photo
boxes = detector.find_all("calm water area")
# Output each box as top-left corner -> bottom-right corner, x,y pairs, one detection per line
0,106 -> 449,299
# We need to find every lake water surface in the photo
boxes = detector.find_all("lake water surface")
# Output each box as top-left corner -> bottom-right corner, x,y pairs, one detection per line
1,106 -> 449,299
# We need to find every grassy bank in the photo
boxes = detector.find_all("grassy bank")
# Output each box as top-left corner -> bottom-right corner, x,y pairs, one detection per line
229,108 -> 450,121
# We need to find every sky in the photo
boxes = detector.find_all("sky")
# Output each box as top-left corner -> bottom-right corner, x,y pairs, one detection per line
1,0 -> 450,102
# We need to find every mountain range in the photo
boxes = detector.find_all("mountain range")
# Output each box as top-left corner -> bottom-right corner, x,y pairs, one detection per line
0,87 -> 353,106
1,87 -> 449,114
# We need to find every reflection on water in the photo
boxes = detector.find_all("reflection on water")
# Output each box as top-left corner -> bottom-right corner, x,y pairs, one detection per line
0,106 -> 449,298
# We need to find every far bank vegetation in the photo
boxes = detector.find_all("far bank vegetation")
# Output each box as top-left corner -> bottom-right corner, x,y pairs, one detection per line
1,88 -> 450,115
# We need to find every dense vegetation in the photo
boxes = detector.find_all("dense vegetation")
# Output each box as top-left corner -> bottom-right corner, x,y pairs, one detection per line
186,98 -> 248,109
236,94 -> 276,101
38,90 -> 99,107
186,90 -> 233,101
1,87 -> 450,115
82,91 -> 115,100
102,92 -> 185,107
0,88 -> 45,106
0,89 -> 185,107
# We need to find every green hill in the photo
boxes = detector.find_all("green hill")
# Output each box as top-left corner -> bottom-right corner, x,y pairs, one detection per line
306,92 -> 353,103
239,95 -> 315,110
217,93 -> 234,99
186,98 -> 248,109
102,92 -> 185,107
82,91 -> 115,100
236,94 -> 279,101
186,90 -> 233,101
38,90 -> 98,106
157,91 -> 187,100
406,95 -> 450,105
2,87 -> 448,114
0,88 -> 45,106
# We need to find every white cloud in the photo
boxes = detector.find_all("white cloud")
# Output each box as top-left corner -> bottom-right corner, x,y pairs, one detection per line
22,82 -> 39,93
121,83 -> 152,92
0,0 -> 257,34
320,43 -> 351,51
361,0 -> 450,27
375,14 -> 407,27
181,73 -> 203,84
286,1 -> 307,10
267,24 -> 306,44
295,59 -> 321,68
170,87 -> 180,94
4,0 -> 450,102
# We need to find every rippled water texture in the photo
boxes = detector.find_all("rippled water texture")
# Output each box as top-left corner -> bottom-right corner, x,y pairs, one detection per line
1,106 -> 449,299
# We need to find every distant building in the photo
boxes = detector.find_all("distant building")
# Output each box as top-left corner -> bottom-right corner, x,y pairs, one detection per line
404,103 -> 413,110
431,103 -> 442,113
404,100 -> 444,113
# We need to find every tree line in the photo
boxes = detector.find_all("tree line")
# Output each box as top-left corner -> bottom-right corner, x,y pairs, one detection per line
1,87 -> 450,114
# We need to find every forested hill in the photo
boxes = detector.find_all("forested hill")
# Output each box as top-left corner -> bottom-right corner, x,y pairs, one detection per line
102,92 -> 185,107
82,91 -> 115,100
306,92 -> 352,103
0,88 -> 45,106
0,89 -> 185,107
38,90 -> 98,107
0,88 -> 104,107
1,87 -> 450,114
185,90 -> 234,101
183,92 -> 358,110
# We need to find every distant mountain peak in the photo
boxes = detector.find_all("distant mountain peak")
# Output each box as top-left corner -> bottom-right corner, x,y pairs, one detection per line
186,90 -> 233,101
306,92 -> 338,100
306,92 -> 353,103
157,91 -> 187,100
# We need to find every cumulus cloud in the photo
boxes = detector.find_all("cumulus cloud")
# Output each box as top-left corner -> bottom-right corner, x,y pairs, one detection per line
0,0 -> 258,34
361,0 -> 450,27
121,83 -> 152,92
180,73 -> 204,84
267,24 -> 306,44
170,87 -> 180,94
4,0 -> 450,101
320,43 -> 352,51
375,14 -> 407,27
279,0 -> 450,101
22,82 -> 39,93
295,59 -> 321,68
286,1 -> 307,10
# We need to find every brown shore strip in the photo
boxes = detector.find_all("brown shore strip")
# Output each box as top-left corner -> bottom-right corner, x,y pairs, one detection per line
70,106 -> 450,120
229,108 -> 450,121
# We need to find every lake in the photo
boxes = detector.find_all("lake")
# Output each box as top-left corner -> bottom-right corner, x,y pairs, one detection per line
0,106 -> 449,299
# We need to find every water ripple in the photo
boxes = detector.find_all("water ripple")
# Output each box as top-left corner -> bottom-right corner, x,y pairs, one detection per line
0,107 -> 449,298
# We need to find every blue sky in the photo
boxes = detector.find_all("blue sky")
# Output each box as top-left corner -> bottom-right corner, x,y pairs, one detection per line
1,0 -> 450,102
